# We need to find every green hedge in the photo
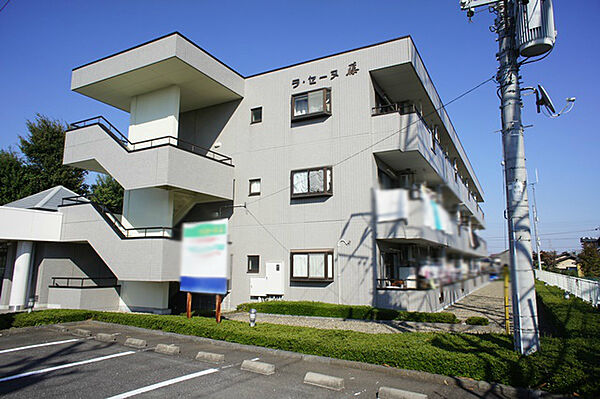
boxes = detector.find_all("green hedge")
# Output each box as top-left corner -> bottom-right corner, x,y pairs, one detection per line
0,309 -> 597,395
535,281 -> 600,339
236,301 -> 460,324
465,316 -> 489,326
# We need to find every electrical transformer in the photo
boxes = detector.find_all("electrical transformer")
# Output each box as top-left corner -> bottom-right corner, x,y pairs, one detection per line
515,0 -> 556,57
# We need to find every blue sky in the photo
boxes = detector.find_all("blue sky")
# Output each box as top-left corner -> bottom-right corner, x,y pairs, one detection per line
0,0 -> 598,254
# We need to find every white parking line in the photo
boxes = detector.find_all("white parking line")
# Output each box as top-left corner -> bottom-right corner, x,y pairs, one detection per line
106,368 -> 219,399
0,339 -> 81,354
0,351 -> 135,383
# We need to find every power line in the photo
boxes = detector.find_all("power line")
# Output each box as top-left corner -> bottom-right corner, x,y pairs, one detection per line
245,208 -> 289,252
483,227 -> 599,240
0,0 -> 10,13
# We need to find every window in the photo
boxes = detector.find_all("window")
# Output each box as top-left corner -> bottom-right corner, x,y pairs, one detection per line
291,88 -> 331,121
291,166 -> 332,198
290,250 -> 334,282
249,178 -> 261,196
251,107 -> 262,124
247,255 -> 259,273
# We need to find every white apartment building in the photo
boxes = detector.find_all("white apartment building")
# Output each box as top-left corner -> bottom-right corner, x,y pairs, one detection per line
0,33 -> 487,314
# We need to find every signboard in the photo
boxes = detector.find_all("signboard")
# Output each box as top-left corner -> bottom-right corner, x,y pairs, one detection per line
180,219 -> 228,294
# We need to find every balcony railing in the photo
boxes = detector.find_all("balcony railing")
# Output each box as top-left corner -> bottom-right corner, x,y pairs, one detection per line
50,276 -> 119,288
377,272 -> 483,290
68,116 -> 233,166
59,195 -> 178,239
372,102 -> 417,116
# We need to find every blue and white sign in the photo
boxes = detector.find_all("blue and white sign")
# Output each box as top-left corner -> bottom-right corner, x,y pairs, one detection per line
179,219 -> 228,294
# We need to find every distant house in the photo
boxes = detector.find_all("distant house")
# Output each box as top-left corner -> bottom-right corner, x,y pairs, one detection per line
555,253 -> 578,272
489,249 -> 510,268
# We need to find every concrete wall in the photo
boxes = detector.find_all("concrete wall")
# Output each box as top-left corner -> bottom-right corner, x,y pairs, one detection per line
122,188 -> 174,228
129,86 -> 181,142
0,207 -> 62,242
119,281 -> 170,313
47,286 -> 120,311
30,242 -> 115,307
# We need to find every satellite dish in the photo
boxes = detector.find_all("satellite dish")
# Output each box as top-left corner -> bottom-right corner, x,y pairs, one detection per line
536,85 -> 556,114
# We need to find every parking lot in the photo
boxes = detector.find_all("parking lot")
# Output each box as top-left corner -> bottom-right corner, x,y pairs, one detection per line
0,321 -> 521,398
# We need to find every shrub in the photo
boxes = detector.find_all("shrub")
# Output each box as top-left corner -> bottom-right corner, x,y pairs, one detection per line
465,316 -> 489,326
236,301 -> 460,324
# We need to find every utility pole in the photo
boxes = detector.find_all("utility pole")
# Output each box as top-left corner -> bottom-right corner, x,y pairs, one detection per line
460,0 -> 551,354
530,169 -> 542,271
496,0 -> 540,354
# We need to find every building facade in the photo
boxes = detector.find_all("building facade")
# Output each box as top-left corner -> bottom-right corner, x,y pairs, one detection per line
0,33 -> 487,314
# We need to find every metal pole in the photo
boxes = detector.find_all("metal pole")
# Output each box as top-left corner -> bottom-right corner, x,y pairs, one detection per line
504,265 -> 510,334
531,177 -> 542,270
496,0 -> 540,354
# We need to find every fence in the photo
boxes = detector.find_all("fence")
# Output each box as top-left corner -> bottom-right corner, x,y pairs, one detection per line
535,269 -> 600,307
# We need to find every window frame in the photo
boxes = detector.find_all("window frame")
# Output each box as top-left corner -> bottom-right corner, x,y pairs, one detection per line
248,178 -> 261,197
247,255 -> 260,274
290,166 -> 332,199
250,107 -> 262,124
291,88 -> 331,121
290,249 -> 334,282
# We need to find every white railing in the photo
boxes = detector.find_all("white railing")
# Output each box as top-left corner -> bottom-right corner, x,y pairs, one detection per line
535,269 -> 600,307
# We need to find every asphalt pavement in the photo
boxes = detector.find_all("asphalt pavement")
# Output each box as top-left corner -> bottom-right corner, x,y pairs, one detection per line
0,320 -> 535,398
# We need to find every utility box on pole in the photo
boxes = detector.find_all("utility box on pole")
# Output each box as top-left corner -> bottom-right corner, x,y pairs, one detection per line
515,0 -> 557,57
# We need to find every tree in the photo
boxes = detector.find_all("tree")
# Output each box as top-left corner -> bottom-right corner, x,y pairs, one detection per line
578,245 -> 600,278
90,174 -> 124,213
18,114 -> 88,195
0,149 -> 28,205
539,250 -> 558,271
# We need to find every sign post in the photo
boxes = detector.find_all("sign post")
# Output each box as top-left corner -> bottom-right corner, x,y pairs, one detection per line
180,219 -> 229,323
186,292 -> 192,319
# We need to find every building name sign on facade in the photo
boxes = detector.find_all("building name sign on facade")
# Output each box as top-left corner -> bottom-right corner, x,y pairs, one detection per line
179,219 -> 228,295
291,61 -> 359,89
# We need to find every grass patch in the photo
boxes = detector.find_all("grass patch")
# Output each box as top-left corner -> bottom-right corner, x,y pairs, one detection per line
465,316 -> 489,326
236,301 -> 460,324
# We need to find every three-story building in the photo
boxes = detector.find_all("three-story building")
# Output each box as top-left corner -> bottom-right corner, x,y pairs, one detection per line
0,33 -> 487,313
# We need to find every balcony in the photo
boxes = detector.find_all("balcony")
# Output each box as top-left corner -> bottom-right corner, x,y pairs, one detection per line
371,109 -> 484,227
64,117 -> 234,201
374,188 -> 487,257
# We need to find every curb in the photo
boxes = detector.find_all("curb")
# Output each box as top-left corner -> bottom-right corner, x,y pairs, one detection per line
303,371 -> 344,391
196,351 -> 225,364
155,343 -> 180,355
240,360 -> 275,375
124,337 -> 147,349
53,320 -> 552,398
95,333 -> 117,342
378,386 -> 427,399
